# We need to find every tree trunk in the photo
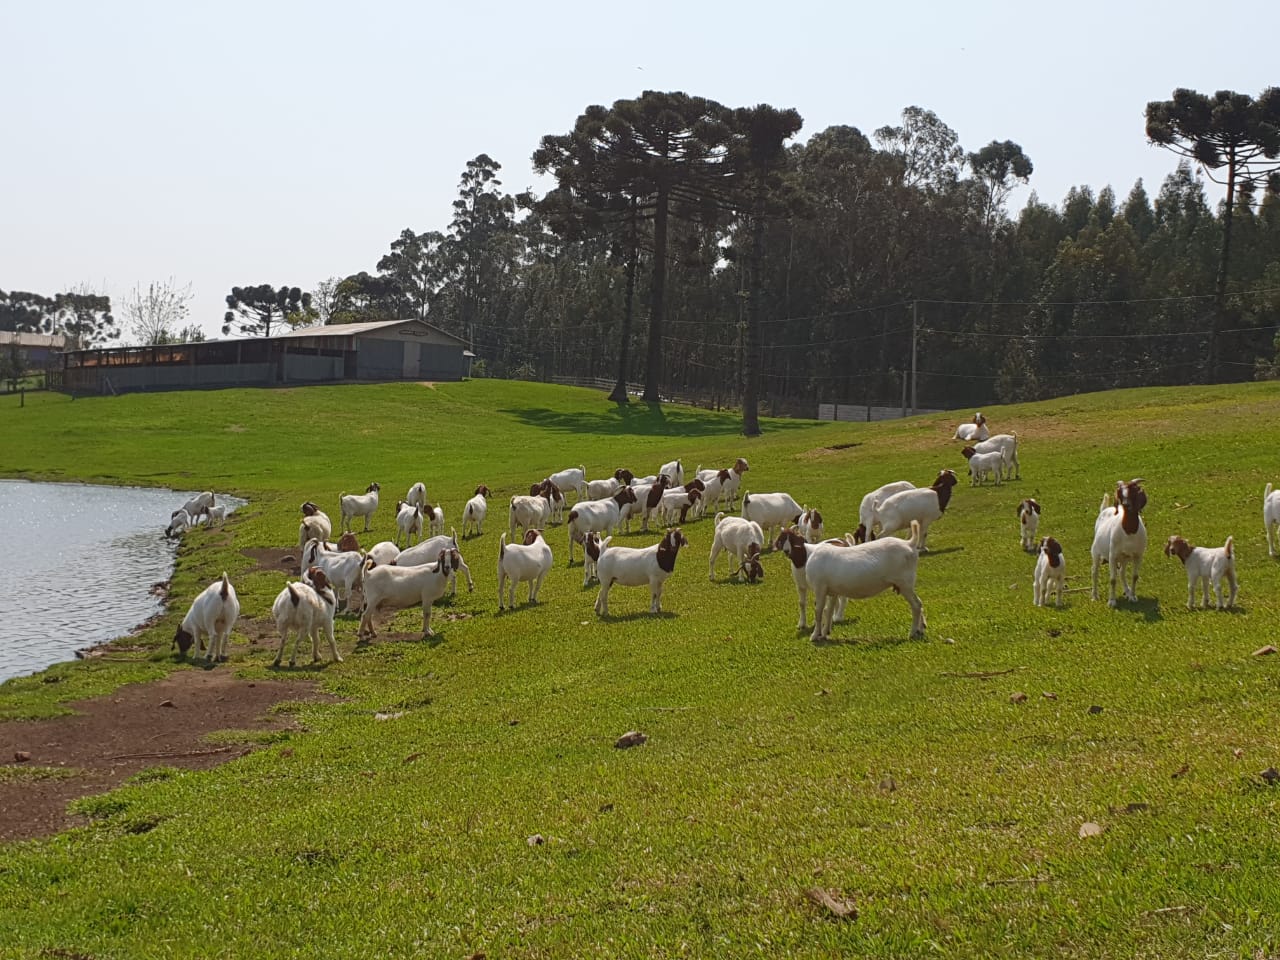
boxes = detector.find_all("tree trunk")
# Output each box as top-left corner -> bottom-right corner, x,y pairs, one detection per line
1208,147 -> 1237,383
609,215 -> 638,403
742,196 -> 764,437
643,182 -> 669,402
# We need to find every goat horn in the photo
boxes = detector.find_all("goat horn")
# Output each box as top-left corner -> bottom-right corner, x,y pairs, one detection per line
1131,477 -> 1146,485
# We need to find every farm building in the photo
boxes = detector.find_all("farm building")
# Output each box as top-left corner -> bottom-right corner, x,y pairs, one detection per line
1,330 -> 68,367
55,319 -> 473,394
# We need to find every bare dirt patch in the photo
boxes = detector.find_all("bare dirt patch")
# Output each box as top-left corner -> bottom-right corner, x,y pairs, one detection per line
0,671 -> 334,842
240,546 -> 299,575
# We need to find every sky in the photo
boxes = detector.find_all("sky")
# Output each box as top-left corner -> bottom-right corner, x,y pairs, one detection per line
3,1 -> 1274,342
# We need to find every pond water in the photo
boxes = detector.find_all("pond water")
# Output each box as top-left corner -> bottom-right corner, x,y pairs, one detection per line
0,481 -> 241,684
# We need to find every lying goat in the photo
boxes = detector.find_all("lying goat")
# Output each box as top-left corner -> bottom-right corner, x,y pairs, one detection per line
1165,534 -> 1237,610
173,572 -> 240,662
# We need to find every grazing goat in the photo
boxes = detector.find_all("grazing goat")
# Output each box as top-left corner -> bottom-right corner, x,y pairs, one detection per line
1265,483 -> 1280,557
1090,478 -> 1148,607
299,502 -> 333,550
302,538 -> 367,614
271,568 -> 341,667
870,470 -> 957,552
695,458 -> 749,509
510,492 -> 554,541
620,476 -> 669,532
340,482 -> 381,533
952,412 -> 989,442
594,528 -> 689,616
1165,535 -> 1238,610
774,528 -> 859,630
498,529 -> 554,609
659,459 -> 685,488
548,465 -> 587,501
567,487 -> 637,564
359,549 -> 457,640
395,529 -> 474,594
405,482 -> 427,510
365,540 -> 401,566
1017,498 -> 1041,552
580,531 -> 604,586
803,523 -> 926,642
394,500 -> 424,548
173,572 -> 240,662
1032,536 -> 1066,608
657,480 -> 704,526
797,507 -> 825,543
970,433 -> 1020,480
708,514 -> 765,582
584,477 -> 623,501
961,445 -> 1004,486
853,480 -> 915,543
462,485 -> 490,538
165,508 -> 195,539
742,490 -> 804,546
179,491 -> 215,520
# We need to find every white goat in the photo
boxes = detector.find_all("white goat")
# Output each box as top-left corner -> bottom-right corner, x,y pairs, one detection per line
804,523 -> 926,642
510,493 -> 553,541
961,445 -> 1004,486
549,465 -> 587,501
657,483 -> 703,526
498,529 -> 554,609
271,568 -> 341,667
594,528 -> 689,616
405,482 -> 427,510
394,500 -> 424,548
178,491 -> 215,519
970,433 -> 1020,480
853,480 -> 915,543
302,538 -> 367,614
462,485 -> 490,538
202,503 -> 228,527
299,502 -> 333,550
1165,535 -> 1238,610
165,508 -> 195,539
1017,498 -> 1041,552
567,488 -> 637,564
365,540 -> 401,566
359,549 -> 457,640
1032,536 -> 1066,608
1090,478 -> 1148,607
395,529 -> 474,594
340,482 -> 381,533
529,479 -> 566,524
659,459 -> 684,488
870,470 -> 958,552
620,477 -> 670,532
742,490 -> 804,546
425,502 -> 445,538
694,468 -> 732,517
1265,483 -> 1280,557
172,572 -> 240,662
584,477 -> 623,501
774,528 -> 856,630
695,458 -> 749,509
708,513 -> 765,582
797,507 -> 825,543
952,412 -> 989,442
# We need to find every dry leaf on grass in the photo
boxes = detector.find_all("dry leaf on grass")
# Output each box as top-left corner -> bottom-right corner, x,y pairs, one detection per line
1010,691 -> 1028,703
1171,763 -> 1190,779
804,887 -> 858,920
14,751 -> 31,763
526,834 -> 545,847
1078,821 -> 1104,838
878,775 -> 897,793
614,731 -> 647,749
1252,645 -> 1277,657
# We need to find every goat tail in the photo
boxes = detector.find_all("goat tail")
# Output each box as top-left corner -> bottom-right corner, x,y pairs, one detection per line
909,520 -> 922,551
1267,482 -> 1274,500
1224,534 -> 1234,558
714,511 -> 726,527
499,532 -> 507,560
287,584 -> 300,606
220,572 -> 231,599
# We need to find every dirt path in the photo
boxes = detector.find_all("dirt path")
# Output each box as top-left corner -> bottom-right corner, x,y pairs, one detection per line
0,670 -> 333,842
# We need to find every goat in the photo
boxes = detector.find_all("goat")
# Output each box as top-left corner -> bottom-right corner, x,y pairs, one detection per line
462,485 -> 490,538
694,469 -> 732,518
498,528 -> 554,609
405,482 -> 427,510
200,503 -> 228,527
1165,535 -> 1238,610
359,549 -> 457,640
1032,536 -> 1066,607
1017,498 -> 1041,552
961,445 -> 1004,486
394,500 -> 424,548
301,538 -> 367,614
299,502 -> 333,550
695,458 -> 749,509
774,528 -> 859,630
803,523 -> 926,641
1090,478 -> 1148,607
594,528 -> 689,616
1265,483 -> 1280,557
584,477 -> 623,501
529,479 -> 566,524
165,508 -> 195,539
339,482 -> 381,533
797,507 -> 825,543
271,567 -> 341,667
510,492 -> 553,541
614,468 -> 636,487
952,411 -> 989,442
742,490 -> 804,546
853,480 -> 915,543
970,433 -> 1020,480
659,459 -> 685,488
657,481 -> 704,526
172,572 -> 240,662
619,476 -> 670,532
708,513 -> 766,582
567,487 -> 637,564
870,469 -> 957,552
178,491 -> 215,519
425,501 -> 445,538
394,529 -> 474,594
365,540 -> 401,566
580,531 -> 604,586
548,465 -> 587,501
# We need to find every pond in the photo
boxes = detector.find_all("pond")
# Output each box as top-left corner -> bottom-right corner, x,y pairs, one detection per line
0,480 -> 241,684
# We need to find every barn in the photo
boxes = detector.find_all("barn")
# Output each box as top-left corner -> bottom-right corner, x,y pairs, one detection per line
56,319 -> 473,394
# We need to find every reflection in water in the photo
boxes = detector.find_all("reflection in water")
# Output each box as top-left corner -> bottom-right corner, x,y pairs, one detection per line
0,481 -> 241,684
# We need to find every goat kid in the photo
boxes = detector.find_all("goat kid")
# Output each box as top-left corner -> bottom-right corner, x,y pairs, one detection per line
394,500 -> 424,548
620,476 -> 669,532
1032,536 -> 1066,608
961,445 -> 1004,486
173,572 -> 240,662
498,528 -> 554,609
797,507 -> 825,543
339,482 -> 381,533
970,433 -> 1020,480
271,567 -> 341,667
165,508 -> 195,539
1017,498 -> 1041,552
1090,478 -> 1148,607
695,458 -> 749,509
1265,483 -> 1280,557
462,485 -> 490,537
405,482 -> 427,510
529,479 -> 566,524
594,528 -> 688,616
1165,534 -> 1238,610
299,502 -> 333,550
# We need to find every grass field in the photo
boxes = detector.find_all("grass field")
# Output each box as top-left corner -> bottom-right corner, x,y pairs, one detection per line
1,379 -> 1279,958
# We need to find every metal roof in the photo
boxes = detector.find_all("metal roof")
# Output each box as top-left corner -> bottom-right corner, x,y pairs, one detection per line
270,318 -> 468,345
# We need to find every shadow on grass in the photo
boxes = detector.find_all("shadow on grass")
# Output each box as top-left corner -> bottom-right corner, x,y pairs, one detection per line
811,632 -> 919,649
498,404 -> 813,438
918,546 -> 965,557
1113,596 -> 1163,622
596,610 -> 679,623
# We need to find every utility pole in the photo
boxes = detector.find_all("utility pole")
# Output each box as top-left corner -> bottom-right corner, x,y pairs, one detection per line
910,300 -> 919,415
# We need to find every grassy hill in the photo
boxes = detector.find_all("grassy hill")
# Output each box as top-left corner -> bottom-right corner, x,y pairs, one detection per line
2,379 -> 1279,958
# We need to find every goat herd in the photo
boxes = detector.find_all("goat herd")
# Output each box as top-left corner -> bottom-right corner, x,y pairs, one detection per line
164,411 -> 1279,669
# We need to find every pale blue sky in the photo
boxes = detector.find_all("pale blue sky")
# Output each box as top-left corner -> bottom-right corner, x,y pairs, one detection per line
3,1 -> 1272,340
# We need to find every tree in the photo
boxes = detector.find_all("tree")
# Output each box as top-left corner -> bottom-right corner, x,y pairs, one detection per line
328,272 -> 401,325
444,155 -> 518,341
311,276 -> 342,325
121,278 -> 194,345
222,285 -> 315,337
0,290 -> 53,333
1146,87 -> 1280,377
48,286 -> 119,349
376,228 -> 448,323
874,106 -> 964,192
968,140 -> 1034,232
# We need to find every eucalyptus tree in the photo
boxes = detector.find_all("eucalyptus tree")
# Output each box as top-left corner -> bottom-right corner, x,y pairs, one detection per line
967,140 -> 1034,234
444,154 -> 518,343
376,228 -> 447,323
874,106 -> 965,193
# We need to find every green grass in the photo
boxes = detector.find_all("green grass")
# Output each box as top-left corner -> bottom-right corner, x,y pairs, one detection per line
2,379 -> 1280,958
